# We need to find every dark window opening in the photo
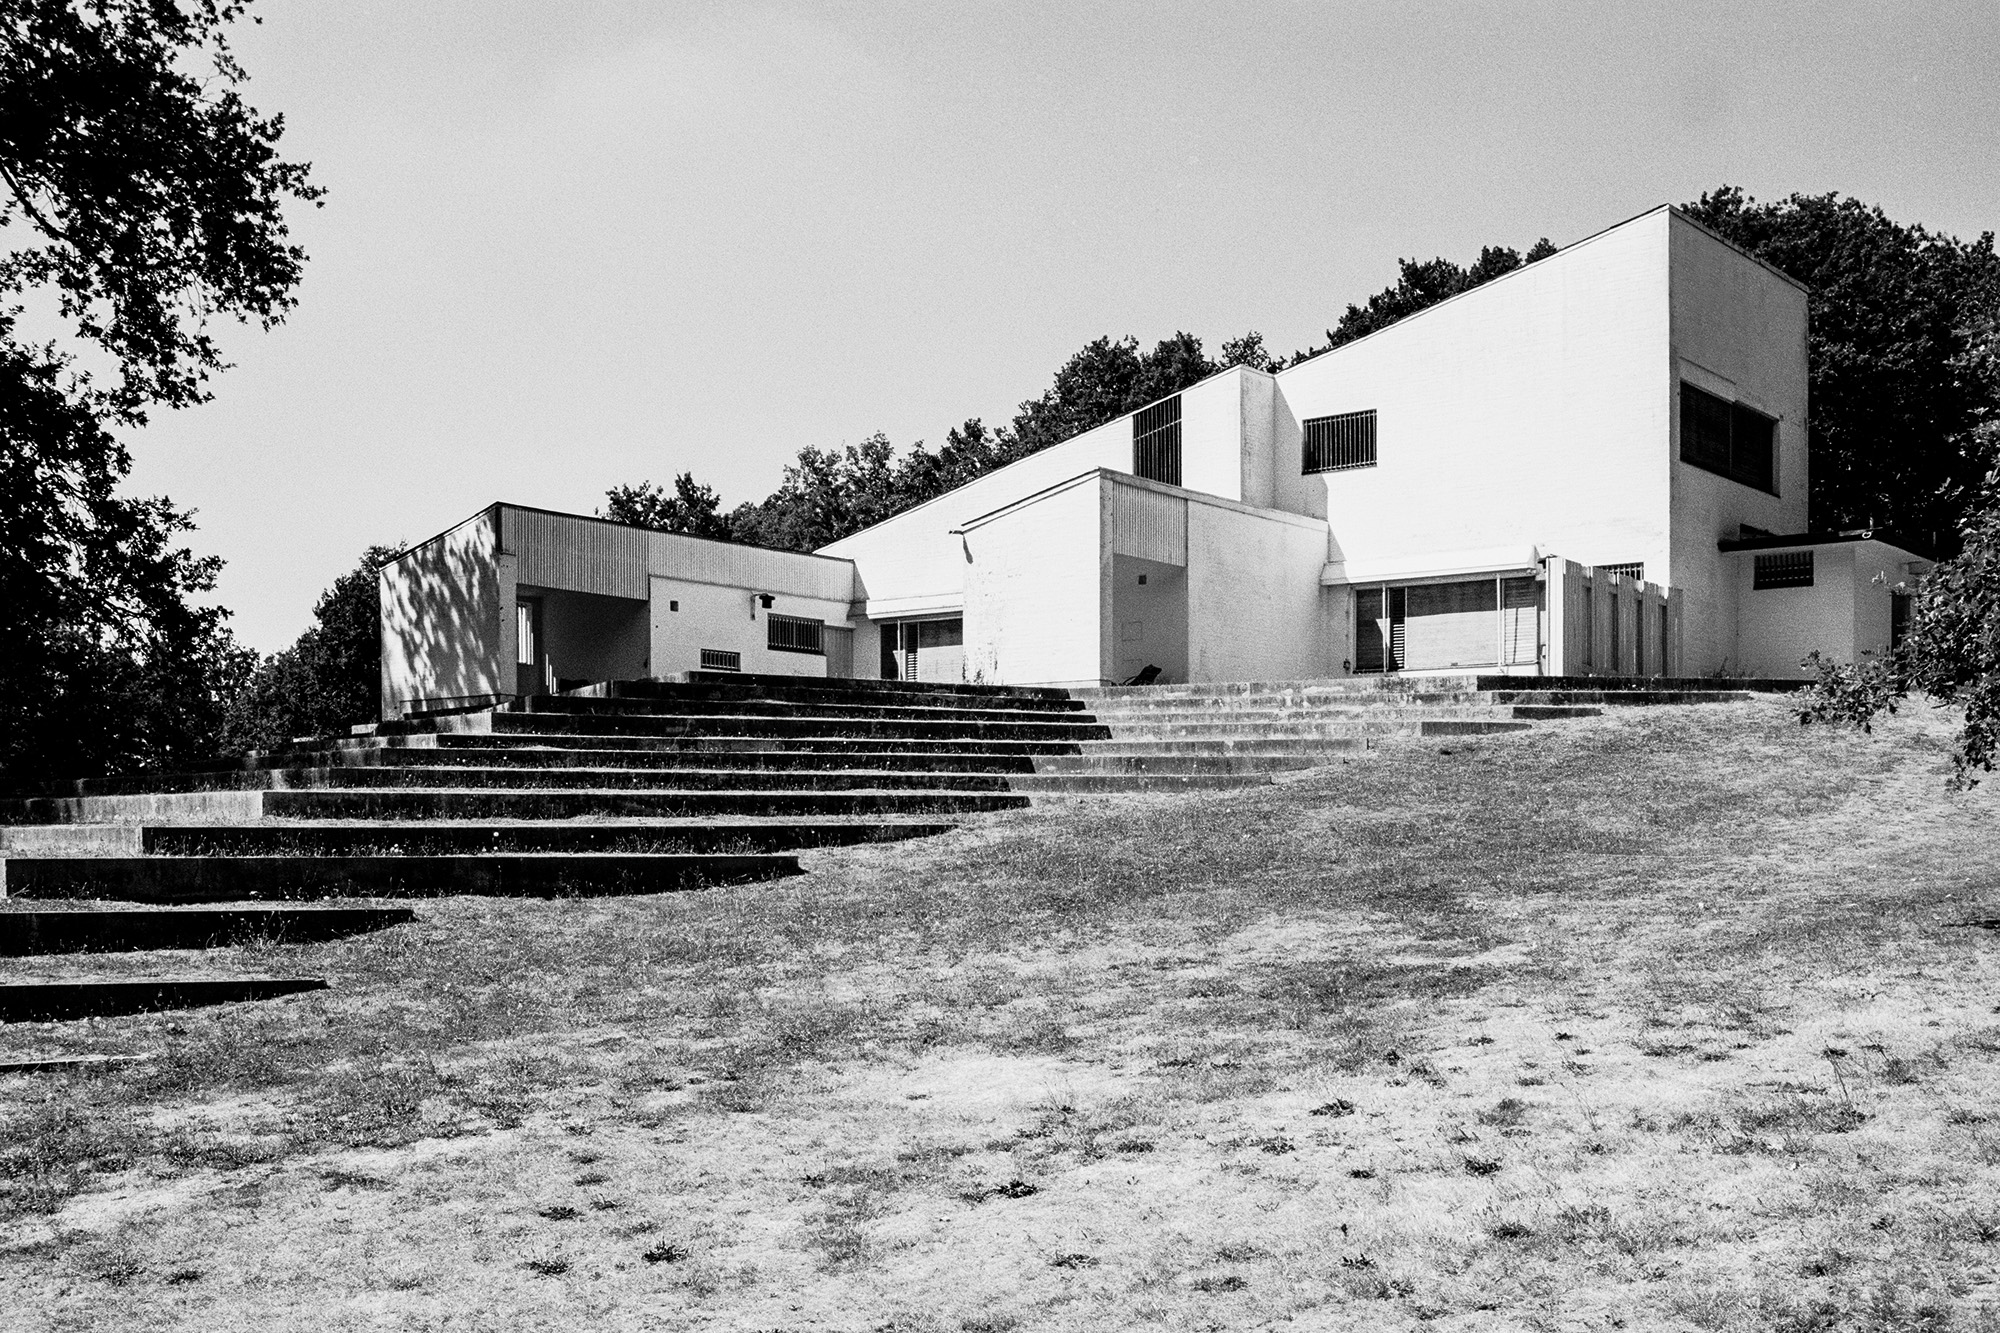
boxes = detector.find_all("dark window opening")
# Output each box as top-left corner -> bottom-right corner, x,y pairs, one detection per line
767,613 -> 825,655
700,648 -> 741,672
1753,550 -> 1814,589
1132,396 -> 1182,486
1681,382 -> 1776,493
1890,592 -> 1913,650
1303,410 -> 1378,473
1354,586 -> 1405,674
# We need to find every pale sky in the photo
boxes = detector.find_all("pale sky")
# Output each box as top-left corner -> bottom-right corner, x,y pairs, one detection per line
121,0 -> 2000,653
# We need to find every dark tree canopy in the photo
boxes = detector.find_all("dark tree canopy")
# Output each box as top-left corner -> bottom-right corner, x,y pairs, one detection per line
609,333 -> 1238,554
1291,238 -> 1556,363
221,546 -> 397,754
0,0 -> 320,783
1680,187 -> 2000,550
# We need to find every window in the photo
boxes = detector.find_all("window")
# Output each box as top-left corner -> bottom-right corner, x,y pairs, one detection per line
699,648 -> 741,671
1891,592 -> 1913,650
1680,382 -> 1776,493
1598,562 -> 1644,582
1303,410 -> 1377,473
1132,395 -> 1182,486
1660,603 -> 1670,674
766,613 -> 825,655
1608,592 -> 1621,671
1353,587 -> 1403,673
514,603 -> 537,666
1753,550 -> 1814,589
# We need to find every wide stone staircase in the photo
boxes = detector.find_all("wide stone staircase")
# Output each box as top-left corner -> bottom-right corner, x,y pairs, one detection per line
0,670 -> 1795,1025
0,671 -> 1794,901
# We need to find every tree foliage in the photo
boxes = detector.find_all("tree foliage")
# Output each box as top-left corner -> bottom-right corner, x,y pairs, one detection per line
0,0 -> 319,783
221,547 -> 396,754
1290,238 -> 1556,363
1682,188 -> 2000,551
607,333 -> 1238,553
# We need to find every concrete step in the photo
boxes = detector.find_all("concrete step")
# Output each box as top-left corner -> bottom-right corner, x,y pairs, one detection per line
1072,676 -> 1486,702
1069,737 -> 1369,756
1030,754 -> 1321,775
463,712 -> 1114,743
3,853 -> 805,903
4,820 -> 953,857
1079,691 -> 1493,712
1419,720 -> 1535,737
2,788 -> 1027,826
1011,773 -> 1276,793
45,766 -> 1021,797
0,976 -> 327,1022
1512,704 -> 1604,720
1473,674 -> 1806,693
1085,705 -> 1523,725
1485,690 -> 1753,706
350,733 -> 1092,757
637,670 -> 1075,705
523,694 -> 1090,726
0,906 -> 414,955
273,746 -> 1045,775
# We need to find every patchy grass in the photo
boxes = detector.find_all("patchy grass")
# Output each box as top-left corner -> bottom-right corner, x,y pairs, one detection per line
4,698 -> 2000,1330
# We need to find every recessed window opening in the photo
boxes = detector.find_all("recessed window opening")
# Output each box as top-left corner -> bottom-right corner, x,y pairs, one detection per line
1890,592 -> 1913,650
1681,382 -> 1776,493
1132,396 -> 1182,486
1303,410 -> 1377,473
1753,550 -> 1814,589
514,603 -> 538,667
766,613 -> 825,655
700,648 -> 742,672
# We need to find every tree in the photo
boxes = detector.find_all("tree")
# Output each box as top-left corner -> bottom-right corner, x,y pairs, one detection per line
604,331 -> 1238,555
1679,188 -> 2000,550
0,0 -> 321,782
601,472 -> 731,540
1291,238 -> 1555,363
221,546 -> 397,753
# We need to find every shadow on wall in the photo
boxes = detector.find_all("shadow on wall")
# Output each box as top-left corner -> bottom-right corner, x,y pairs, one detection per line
380,515 -> 503,719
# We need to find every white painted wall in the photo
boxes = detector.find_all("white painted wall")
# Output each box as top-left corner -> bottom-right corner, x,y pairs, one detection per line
1186,499 -> 1332,683
1273,210 -> 1674,587
1667,213 -> 1811,672
819,367 -> 1254,614
379,507 -> 503,718
1735,547 -> 1854,678
648,577 -> 849,679
960,475 -> 1108,687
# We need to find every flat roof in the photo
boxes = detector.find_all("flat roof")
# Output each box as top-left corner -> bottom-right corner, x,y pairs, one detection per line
1718,528 -> 1931,559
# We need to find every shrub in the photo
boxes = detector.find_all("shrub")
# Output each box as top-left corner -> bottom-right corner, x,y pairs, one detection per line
1792,651 -> 1903,734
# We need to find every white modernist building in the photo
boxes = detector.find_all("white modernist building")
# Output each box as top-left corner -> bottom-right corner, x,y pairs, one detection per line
379,206 -> 1931,718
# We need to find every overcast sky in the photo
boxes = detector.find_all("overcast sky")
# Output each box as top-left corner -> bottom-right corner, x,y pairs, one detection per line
123,0 -> 2000,653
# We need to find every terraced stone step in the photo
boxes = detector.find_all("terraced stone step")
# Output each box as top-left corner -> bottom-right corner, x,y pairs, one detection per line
0,906 -> 414,955
464,712 -> 1112,743
0,977 -> 328,1022
0,819 -> 953,858
638,671 -> 1075,704
1068,738 -> 1369,756
44,765 -> 1021,797
260,746 -> 1046,775
4,853 -> 803,903
3,789 -> 1028,825
1030,754 -> 1321,776
359,733 -> 1092,757
1512,704 -> 1604,720
1012,773 -> 1277,793
1420,720 -> 1534,737
523,694 -> 1090,726
1484,690 -> 1754,706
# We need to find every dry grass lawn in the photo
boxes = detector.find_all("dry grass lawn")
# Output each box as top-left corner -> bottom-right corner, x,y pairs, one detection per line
4,697 -> 2000,1331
